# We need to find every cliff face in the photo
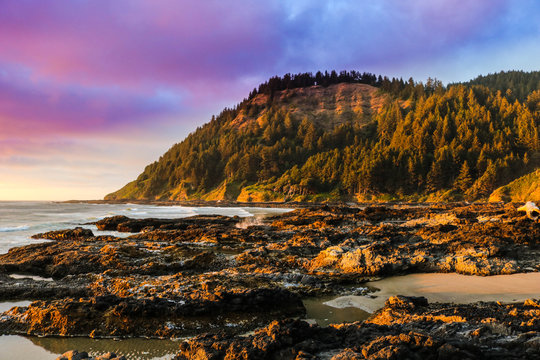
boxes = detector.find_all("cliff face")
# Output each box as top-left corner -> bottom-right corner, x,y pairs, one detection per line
228,83 -> 389,131
106,83 -> 395,201
107,72 -> 539,202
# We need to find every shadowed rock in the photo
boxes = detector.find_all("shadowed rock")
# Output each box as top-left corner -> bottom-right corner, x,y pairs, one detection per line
175,296 -> 540,359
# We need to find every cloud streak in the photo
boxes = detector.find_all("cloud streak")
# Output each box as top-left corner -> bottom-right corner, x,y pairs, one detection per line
0,64 -> 181,137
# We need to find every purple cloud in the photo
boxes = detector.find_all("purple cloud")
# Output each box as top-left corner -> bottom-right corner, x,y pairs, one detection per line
0,64 -> 180,137
279,0 -> 515,71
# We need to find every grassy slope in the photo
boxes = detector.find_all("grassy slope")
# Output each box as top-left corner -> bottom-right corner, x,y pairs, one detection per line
489,169 -> 540,203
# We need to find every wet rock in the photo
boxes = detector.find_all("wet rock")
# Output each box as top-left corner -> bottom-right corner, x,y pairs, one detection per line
330,348 -> 363,360
55,350 -> 125,360
56,350 -> 89,360
0,203 -> 539,346
0,287 -> 305,338
175,296 -> 540,359
386,295 -> 428,309
524,337 -> 540,350
0,273 -> 90,301
94,215 -> 131,231
95,215 -> 239,233
32,227 -> 94,240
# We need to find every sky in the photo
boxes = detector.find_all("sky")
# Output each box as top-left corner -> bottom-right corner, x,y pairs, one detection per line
1,0 -> 540,200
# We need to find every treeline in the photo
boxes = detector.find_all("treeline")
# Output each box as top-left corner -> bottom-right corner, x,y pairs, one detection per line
249,70 -> 443,100
112,71 -> 540,201
457,70 -> 540,102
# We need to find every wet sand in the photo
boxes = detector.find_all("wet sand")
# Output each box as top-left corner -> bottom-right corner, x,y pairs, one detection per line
324,272 -> 540,313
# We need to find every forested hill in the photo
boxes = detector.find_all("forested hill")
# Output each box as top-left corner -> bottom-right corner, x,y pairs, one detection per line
106,71 -> 540,202
457,70 -> 540,102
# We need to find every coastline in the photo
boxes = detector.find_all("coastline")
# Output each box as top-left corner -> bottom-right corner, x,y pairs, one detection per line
60,199 -> 311,208
60,198 -> 495,209
0,202 -> 538,359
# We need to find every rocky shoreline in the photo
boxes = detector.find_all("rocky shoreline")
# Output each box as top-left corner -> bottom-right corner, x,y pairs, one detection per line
0,203 -> 539,358
176,295 -> 540,360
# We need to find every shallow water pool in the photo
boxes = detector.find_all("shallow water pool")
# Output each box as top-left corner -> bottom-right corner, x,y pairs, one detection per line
304,272 -> 540,326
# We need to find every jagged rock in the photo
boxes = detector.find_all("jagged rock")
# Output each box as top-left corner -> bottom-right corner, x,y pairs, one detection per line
331,348 -> 363,360
32,227 -> 94,240
0,203 -> 539,346
0,288 -> 304,338
95,215 -> 238,232
56,350 -> 89,360
386,295 -> 428,309
95,215 -> 131,231
175,296 -> 540,359
55,350 -> 126,360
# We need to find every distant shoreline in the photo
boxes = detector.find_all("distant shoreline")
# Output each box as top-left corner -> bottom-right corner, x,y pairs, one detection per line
60,199 -> 309,208
60,199 -> 499,208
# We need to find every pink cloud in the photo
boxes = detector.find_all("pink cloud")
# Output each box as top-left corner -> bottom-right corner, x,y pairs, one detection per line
0,0 -> 283,90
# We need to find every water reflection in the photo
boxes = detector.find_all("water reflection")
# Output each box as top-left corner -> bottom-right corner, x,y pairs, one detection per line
0,300 -> 32,313
0,335 -> 182,360
31,336 -> 182,360
303,296 -> 371,327
0,336 -> 56,360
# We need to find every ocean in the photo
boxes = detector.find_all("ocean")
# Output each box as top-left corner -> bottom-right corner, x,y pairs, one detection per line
0,201 -> 292,254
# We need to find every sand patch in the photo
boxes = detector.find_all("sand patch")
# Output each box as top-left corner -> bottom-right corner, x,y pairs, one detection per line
324,272 -> 540,313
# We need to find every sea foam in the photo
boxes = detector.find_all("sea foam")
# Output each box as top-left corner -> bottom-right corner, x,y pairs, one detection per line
0,225 -> 29,232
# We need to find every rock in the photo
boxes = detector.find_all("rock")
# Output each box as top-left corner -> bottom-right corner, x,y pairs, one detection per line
524,337 -> 540,350
175,298 -> 540,359
524,299 -> 540,307
32,227 -> 94,240
386,295 -> 428,309
331,348 -> 363,359
56,350 -> 89,360
55,350 -> 125,360
0,288 -> 305,338
95,215 -> 131,231
0,202 -> 539,354
95,215 -> 239,232
94,353 -> 117,360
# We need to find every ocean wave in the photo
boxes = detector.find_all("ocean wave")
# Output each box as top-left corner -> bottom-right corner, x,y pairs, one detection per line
151,206 -> 196,213
126,211 -> 148,216
0,225 -> 30,232
232,208 -> 254,217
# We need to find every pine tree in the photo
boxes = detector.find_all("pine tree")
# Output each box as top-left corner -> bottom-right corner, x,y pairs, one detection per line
454,161 -> 473,193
